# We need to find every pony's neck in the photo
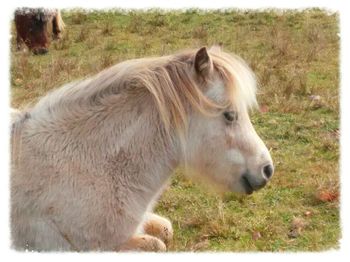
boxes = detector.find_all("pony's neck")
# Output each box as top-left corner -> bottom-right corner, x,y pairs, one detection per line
29,88 -> 180,211
95,98 -> 180,214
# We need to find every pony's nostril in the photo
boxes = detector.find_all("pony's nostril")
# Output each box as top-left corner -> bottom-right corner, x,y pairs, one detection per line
262,164 -> 274,179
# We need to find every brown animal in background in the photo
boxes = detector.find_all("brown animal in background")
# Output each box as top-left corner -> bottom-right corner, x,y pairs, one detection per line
14,8 -> 65,55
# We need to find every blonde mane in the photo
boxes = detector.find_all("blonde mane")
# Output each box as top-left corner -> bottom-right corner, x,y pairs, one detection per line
30,49 -> 257,137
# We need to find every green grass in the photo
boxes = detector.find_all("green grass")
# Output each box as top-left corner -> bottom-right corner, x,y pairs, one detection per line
10,8 -> 340,251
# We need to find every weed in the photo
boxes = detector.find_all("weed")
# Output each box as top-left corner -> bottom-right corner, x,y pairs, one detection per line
53,32 -> 71,50
101,22 -> 114,36
75,27 -> 89,43
192,25 -> 208,39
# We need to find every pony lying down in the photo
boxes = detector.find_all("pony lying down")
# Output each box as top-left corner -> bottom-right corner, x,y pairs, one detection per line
10,46 -> 274,251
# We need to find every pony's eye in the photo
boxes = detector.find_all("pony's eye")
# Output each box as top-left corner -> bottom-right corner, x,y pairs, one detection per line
223,111 -> 238,123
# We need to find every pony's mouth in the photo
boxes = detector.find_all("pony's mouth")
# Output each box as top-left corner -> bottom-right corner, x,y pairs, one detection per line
240,172 -> 268,195
241,175 -> 254,195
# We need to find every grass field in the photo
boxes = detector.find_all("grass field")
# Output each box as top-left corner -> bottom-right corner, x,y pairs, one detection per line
10,8 -> 340,251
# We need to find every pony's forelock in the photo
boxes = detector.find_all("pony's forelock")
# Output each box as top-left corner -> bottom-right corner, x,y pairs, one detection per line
210,50 -> 258,111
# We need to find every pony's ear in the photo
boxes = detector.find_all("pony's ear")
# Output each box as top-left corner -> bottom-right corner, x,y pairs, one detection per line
194,47 -> 213,76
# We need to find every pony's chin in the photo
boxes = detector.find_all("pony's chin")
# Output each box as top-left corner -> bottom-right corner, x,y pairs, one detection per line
229,180 -> 254,195
240,175 -> 254,195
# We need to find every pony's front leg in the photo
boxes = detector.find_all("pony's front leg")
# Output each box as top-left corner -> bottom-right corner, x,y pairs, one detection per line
141,213 -> 173,246
119,234 -> 166,252
119,213 -> 173,252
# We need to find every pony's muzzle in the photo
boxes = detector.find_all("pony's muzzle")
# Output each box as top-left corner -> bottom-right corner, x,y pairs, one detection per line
33,47 -> 48,55
241,163 -> 274,194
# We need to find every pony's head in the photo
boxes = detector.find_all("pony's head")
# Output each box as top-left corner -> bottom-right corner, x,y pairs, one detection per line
181,46 -> 273,194
146,46 -> 273,194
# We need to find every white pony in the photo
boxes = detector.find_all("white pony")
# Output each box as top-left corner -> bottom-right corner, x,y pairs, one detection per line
11,46 -> 274,251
